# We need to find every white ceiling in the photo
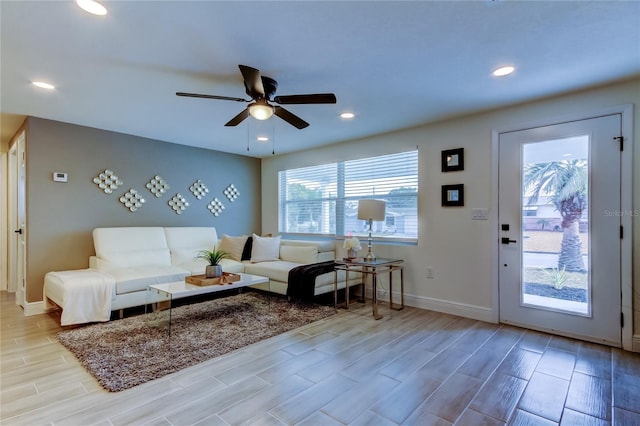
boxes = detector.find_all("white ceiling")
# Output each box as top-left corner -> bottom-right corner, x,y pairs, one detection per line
1,1 -> 639,158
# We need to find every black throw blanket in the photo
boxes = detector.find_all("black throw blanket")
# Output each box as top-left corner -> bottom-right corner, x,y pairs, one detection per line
287,261 -> 337,301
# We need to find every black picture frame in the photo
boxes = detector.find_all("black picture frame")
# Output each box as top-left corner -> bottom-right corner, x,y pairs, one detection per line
441,184 -> 464,207
441,148 -> 464,172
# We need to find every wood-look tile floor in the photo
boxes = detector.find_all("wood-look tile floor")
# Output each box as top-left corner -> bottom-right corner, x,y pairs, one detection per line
1,290 -> 639,426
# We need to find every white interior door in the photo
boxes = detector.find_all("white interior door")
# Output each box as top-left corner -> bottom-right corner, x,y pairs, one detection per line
8,131 -> 26,307
498,114 -> 622,346
0,152 -> 7,291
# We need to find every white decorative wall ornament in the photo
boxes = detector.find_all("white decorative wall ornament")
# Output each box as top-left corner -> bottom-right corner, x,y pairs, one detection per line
93,169 -> 123,194
146,175 -> 169,198
207,198 -> 225,217
119,189 -> 145,212
189,179 -> 209,200
168,193 -> 189,215
223,184 -> 240,202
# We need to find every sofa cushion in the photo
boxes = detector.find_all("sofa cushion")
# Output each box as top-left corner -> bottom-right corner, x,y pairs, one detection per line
279,245 -> 318,264
109,266 -> 189,294
164,227 -> 218,264
170,248 -> 203,266
219,258 -> 245,274
244,260 -> 300,283
280,239 -> 335,253
93,227 -> 168,259
218,234 -> 249,262
100,248 -> 172,268
174,258 -> 245,275
250,234 -> 281,263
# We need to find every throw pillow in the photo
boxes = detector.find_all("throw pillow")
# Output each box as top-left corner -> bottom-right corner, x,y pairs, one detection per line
250,233 -> 281,263
218,235 -> 248,262
241,236 -> 253,261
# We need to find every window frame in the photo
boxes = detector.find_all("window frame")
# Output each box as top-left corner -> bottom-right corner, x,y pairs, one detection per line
278,150 -> 418,244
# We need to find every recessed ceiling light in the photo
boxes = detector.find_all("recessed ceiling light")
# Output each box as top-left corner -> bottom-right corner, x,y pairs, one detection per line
75,0 -> 107,16
256,136 -> 269,142
340,112 -> 355,119
493,66 -> 515,77
32,81 -> 55,90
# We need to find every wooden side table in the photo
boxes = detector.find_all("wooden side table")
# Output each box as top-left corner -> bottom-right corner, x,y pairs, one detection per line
333,258 -> 404,320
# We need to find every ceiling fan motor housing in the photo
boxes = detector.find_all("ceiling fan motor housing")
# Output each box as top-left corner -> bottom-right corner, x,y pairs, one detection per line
261,76 -> 278,100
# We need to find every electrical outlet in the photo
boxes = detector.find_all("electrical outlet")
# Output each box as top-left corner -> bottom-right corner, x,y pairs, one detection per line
426,267 -> 434,278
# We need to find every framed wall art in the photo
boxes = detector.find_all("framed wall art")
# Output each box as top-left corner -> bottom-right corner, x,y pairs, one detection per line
441,148 -> 464,172
441,184 -> 464,207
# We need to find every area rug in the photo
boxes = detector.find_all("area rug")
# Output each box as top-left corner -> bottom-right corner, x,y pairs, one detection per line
57,291 -> 335,392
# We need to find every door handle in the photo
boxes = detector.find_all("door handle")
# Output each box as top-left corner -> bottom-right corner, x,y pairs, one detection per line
14,229 -> 23,235
501,237 -> 516,244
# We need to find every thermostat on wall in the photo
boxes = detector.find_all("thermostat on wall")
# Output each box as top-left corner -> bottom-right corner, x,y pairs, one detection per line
53,172 -> 68,183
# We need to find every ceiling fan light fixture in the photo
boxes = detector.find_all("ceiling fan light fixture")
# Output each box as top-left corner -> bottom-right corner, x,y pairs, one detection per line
249,103 -> 274,120
75,0 -> 107,15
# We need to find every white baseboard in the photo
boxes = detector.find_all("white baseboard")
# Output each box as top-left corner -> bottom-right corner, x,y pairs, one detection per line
633,335 -> 640,353
376,289 -> 494,323
23,300 -> 46,316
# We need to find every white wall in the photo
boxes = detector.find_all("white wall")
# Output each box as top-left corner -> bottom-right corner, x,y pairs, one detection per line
262,78 -> 640,339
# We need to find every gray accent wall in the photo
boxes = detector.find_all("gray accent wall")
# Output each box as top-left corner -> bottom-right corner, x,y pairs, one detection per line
25,118 -> 261,302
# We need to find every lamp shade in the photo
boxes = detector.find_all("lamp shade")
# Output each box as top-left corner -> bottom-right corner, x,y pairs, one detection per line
357,199 -> 386,221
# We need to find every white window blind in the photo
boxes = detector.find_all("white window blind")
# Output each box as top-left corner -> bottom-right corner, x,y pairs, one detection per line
279,150 -> 418,241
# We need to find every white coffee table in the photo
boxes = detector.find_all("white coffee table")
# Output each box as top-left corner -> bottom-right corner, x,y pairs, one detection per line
145,273 -> 269,336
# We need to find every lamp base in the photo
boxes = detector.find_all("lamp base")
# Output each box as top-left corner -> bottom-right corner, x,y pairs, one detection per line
364,251 -> 376,261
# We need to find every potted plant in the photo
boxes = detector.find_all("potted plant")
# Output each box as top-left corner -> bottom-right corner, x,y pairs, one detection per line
195,248 -> 228,278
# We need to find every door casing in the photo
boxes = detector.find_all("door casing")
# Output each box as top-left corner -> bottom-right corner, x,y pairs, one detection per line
491,104 -> 634,350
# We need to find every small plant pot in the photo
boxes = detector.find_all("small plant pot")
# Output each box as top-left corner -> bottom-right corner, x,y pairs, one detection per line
205,265 -> 223,278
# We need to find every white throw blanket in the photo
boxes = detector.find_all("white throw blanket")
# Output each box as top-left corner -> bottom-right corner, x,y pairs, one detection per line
45,270 -> 115,326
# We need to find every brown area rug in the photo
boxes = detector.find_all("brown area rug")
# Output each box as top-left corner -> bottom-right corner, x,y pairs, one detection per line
57,291 -> 335,392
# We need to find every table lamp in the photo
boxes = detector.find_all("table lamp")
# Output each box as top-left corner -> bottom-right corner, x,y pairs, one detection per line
357,199 -> 386,261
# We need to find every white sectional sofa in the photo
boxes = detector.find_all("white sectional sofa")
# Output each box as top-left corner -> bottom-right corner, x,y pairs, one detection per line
45,226 -> 361,321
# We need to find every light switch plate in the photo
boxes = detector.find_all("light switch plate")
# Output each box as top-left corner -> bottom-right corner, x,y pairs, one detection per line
472,208 -> 489,220
53,172 -> 68,182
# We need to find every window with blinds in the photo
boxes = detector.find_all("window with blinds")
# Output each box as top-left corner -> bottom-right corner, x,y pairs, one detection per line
278,150 -> 418,241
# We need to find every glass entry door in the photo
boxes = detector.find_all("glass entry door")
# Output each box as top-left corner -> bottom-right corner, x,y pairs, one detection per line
498,114 -> 622,346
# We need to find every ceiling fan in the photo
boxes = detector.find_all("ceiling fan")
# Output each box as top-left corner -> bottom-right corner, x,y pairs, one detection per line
176,65 -> 337,129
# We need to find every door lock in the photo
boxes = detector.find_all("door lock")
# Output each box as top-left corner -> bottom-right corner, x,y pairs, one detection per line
501,237 -> 516,244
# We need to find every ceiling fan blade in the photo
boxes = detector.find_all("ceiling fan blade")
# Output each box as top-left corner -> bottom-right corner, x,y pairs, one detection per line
238,65 -> 265,99
273,93 -> 337,104
273,106 -> 309,129
176,92 -> 248,102
224,108 -> 250,126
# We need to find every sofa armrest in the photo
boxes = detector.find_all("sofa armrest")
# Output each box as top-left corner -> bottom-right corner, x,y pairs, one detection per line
317,251 -> 335,262
89,256 -> 118,271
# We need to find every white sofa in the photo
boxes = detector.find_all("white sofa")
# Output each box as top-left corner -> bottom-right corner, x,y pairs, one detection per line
46,227 -> 361,317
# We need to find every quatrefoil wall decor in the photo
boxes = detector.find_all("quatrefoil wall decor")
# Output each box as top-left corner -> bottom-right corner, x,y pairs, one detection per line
146,175 -> 169,198
223,184 -> 240,202
207,198 -> 225,217
168,193 -> 189,215
93,169 -> 123,194
189,180 -> 209,200
119,189 -> 145,212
